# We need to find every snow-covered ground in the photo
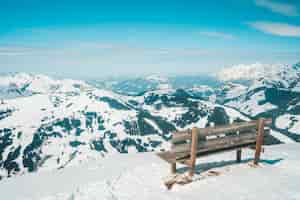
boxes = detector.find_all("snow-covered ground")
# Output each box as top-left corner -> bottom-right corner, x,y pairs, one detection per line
1,143 -> 300,200
276,114 -> 300,135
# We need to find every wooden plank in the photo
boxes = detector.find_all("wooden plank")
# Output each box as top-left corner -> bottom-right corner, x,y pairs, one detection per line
173,131 -> 257,154
173,143 -> 191,154
176,142 -> 255,162
198,137 -> 256,155
198,141 -> 255,156
254,118 -> 265,165
156,151 -> 176,164
172,130 -> 191,143
198,119 -> 272,136
199,132 -> 257,149
265,118 -> 272,126
172,119 -> 272,143
174,151 -> 192,160
189,127 -> 198,176
196,122 -> 257,137
175,136 -> 257,161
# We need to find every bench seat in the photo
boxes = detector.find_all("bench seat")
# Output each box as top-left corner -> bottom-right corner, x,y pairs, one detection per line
157,151 -> 176,164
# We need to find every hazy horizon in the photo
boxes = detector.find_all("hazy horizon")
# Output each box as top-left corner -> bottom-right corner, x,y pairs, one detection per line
0,69 -> 223,81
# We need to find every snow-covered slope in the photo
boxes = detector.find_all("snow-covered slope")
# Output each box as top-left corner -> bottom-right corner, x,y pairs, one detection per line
0,143 -> 299,200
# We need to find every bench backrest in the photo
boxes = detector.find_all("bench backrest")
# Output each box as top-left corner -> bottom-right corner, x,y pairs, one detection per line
171,118 -> 272,160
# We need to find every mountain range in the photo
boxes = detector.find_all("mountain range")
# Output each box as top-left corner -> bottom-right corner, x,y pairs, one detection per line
0,61 -> 299,180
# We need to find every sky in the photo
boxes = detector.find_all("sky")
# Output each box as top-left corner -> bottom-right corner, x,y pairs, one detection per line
0,0 -> 300,78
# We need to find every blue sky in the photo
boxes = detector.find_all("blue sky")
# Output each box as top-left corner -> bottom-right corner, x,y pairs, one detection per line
0,0 -> 300,78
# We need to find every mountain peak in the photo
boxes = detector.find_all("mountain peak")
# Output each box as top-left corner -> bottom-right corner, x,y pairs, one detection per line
145,75 -> 168,83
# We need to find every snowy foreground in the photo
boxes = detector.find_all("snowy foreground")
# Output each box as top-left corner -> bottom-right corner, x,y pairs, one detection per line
1,144 -> 300,200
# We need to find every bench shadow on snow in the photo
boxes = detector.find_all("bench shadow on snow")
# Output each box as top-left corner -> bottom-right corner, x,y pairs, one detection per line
176,158 -> 284,175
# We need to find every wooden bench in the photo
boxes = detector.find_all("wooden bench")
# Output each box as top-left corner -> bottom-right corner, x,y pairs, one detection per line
157,118 -> 272,176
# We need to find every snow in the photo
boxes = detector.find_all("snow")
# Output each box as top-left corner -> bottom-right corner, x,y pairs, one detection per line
276,114 -> 300,135
0,73 -> 91,99
187,85 -> 214,94
292,82 -> 300,93
143,104 -> 188,123
220,83 -> 247,100
217,63 -> 283,81
226,90 -> 278,117
1,143 -> 300,200
270,130 -> 296,144
145,75 -> 168,83
144,118 -> 162,134
222,106 -> 249,123
183,115 -> 208,130
0,83 -> 150,176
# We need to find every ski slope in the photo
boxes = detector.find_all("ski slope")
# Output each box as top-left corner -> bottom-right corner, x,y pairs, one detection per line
1,143 -> 300,200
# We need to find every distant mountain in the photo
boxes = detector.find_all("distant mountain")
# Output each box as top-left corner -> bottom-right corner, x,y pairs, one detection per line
110,75 -> 170,96
93,74 -> 221,96
169,75 -> 221,89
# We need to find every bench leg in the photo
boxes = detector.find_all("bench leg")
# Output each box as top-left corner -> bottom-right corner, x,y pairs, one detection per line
254,118 -> 265,165
236,149 -> 242,163
171,163 -> 176,174
189,164 -> 195,177
189,127 -> 198,177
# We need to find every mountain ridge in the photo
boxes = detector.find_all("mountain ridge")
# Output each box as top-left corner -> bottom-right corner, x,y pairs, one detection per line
1,62 -> 299,180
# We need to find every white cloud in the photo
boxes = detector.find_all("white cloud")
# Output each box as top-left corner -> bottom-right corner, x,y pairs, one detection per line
198,31 -> 235,40
249,21 -> 300,37
217,62 -> 283,81
255,0 -> 299,16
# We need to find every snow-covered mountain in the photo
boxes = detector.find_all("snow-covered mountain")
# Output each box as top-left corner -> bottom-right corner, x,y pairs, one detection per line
0,73 -> 247,180
1,62 -> 300,181
0,73 -> 90,99
217,62 -> 300,142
